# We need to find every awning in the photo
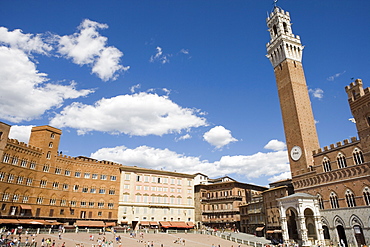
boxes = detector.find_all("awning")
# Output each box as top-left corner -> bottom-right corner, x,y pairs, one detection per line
187,222 -> 195,228
0,219 -> 20,224
170,222 -> 192,228
149,221 -> 159,226
256,227 -> 265,231
159,221 -> 172,228
105,222 -> 116,227
266,230 -> 275,234
75,220 -> 105,227
140,221 -> 150,225
20,205 -> 32,210
274,230 -> 282,233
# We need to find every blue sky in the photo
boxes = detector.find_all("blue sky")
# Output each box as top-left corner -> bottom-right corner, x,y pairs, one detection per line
1,0 -> 369,187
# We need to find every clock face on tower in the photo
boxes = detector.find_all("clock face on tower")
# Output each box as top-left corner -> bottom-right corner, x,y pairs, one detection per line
290,146 -> 302,161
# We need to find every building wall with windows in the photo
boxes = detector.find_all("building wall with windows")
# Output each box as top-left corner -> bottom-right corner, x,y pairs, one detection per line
0,123 -> 120,224
195,177 -> 267,230
118,166 -> 195,229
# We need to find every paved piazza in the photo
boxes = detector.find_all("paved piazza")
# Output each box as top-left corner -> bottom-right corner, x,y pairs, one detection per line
15,232 -> 254,247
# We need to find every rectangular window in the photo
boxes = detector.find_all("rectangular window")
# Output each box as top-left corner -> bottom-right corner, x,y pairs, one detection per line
70,201 -> 76,207
63,184 -> 69,190
152,176 -> 157,183
82,187 -> 88,193
43,165 -> 49,172
16,176 -> 24,184
109,189 -> 115,195
108,203 -> 114,209
60,199 -> 66,206
171,178 -> 175,184
163,178 -> 168,184
52,182 -> 59,189
55,168 -> 61,174
20,159 -> 27,167
75,172 -> 81,178
136,175 -> 141,182
22,195 -> 29,203
2,154 -> 10,163
50,198 -> 56,205
98,202 -> 104,208
65,170 -> 71,176
123,195 -> 129,202
90,188 -> 96,193
40,180 -> 47,188
144,176 -> 149,182
0,172 -> 5,181
125,174 -> 130,180
26,178 -> 33,186
7,174 -> 14,183
36,197 -> 43,204
12,157 -> 18,165
110,176 -> 116,181
84,173 -> 90,178
81,201 -> 86,207
92,174 -> 98,179
30,161 -> 36,169
124,184 -> 129,189
100,175 -> 107,180
99,188 -> 106,194
89,202 -> 95,208
12,194 -> 19,202
177,179 -> 182,185
73,185 -> 79,191
136,195 -> 141,202
136,185 -> 141,190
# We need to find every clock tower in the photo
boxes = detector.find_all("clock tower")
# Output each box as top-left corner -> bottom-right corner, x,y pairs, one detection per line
266,7 -> 320,177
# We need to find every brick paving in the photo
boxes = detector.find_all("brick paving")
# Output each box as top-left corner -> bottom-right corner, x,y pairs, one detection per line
16,232 -> 255,247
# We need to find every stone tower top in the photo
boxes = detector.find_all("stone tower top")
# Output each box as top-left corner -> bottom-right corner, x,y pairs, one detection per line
345,79 -> 365,102
266,7 -> 303,68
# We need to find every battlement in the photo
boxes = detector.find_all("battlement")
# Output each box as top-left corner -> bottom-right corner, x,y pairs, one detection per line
57,152 -> 121,166
345,79 -> 370,102
313,136 -> 359,156
267,6 -> 290,21
7,138 -> 42,152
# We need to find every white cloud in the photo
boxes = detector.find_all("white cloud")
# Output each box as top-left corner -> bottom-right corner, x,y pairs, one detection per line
267,171 -> 292,183
0,46 -> 93,123
327,71 -> 346,81
203,126 -> 238,149
264,139 -> 286,151
176,134 -> 192,141
0,27 -> 52,54
130,84 -> 141,93
56,19 -> 129,81
309,88 -> 324,99
8,125 -> 34,143
179,49 -> 189,55
90,144 -> 290,180
149,46 -> 171,64
50,92 -> 207,136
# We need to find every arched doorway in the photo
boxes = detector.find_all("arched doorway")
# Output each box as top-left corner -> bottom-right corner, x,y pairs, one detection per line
322,225 -> 330,240
286,208 -> 299,241
304,208 -> 317,241
336,225 -> 347,247
353,225 -> 365,247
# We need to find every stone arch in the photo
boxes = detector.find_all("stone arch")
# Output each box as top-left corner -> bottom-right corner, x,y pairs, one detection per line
333,215 -> 345,227
349,214 -> 364,228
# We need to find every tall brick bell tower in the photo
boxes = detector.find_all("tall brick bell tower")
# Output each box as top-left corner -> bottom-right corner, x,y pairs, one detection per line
266,7 -> 320,178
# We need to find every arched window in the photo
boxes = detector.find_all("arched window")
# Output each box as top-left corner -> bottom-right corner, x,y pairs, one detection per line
273,25 -> 278,36
322,157 -> 332,172
345,189 -> 356,207
317,194 -> 324,209
330,192 -> 339,208
337,153 -> 347,168
363,187 -> 370,206
283,22 -> 288,33
353,148 -> 364,165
